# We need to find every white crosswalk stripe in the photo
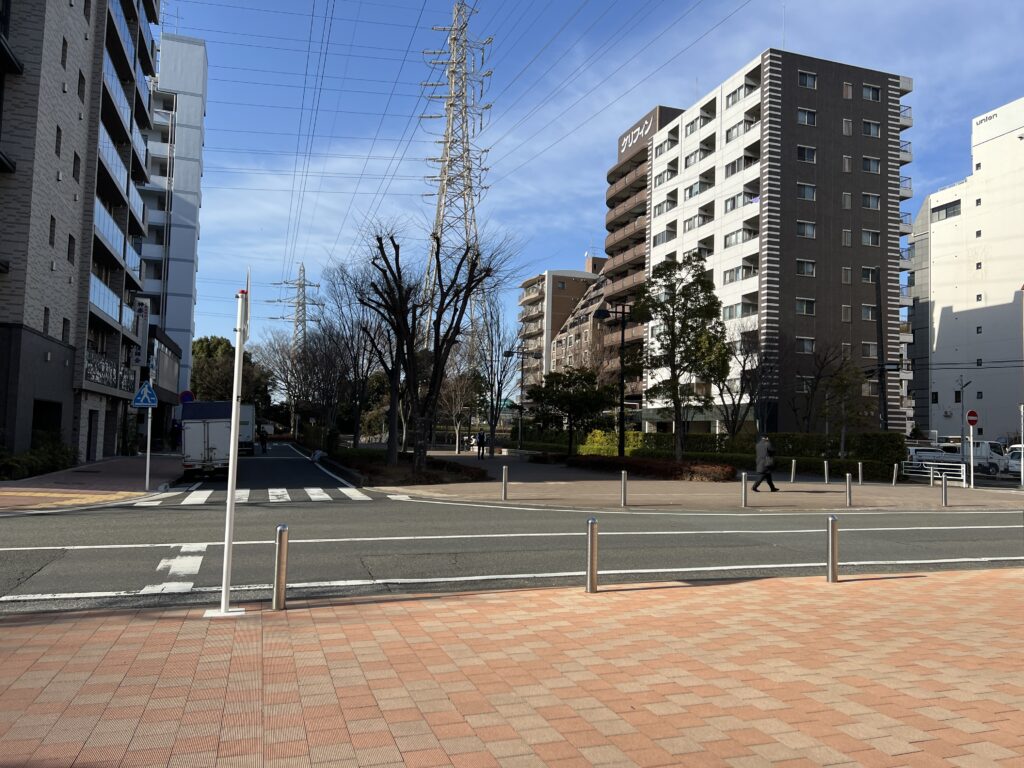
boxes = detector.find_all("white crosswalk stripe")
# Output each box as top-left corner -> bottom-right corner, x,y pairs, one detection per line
268,488 -> 290,503
339,487 -> 372,501
235,489 -> 250,503
304,487 -> 332,501
181,490 -> 213,505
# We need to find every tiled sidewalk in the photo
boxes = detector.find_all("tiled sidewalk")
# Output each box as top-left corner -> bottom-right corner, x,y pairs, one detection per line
1,570 -> 1022,767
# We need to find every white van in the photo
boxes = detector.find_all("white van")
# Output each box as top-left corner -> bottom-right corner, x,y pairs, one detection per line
938,441 -> 1008,476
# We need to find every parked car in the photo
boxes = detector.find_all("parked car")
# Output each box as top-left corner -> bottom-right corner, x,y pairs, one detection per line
1008,449 -> 1021,476
906,446 -> 952,463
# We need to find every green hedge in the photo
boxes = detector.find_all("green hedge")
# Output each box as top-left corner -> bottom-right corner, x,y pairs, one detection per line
0,442 -> 78,480
566,454 -> 735,481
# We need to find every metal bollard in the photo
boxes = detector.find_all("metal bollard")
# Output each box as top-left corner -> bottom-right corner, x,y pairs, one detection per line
826,515 -> 839,583
620,470 -> 627,508
586,517 -> 598,593
892,463 -> 898,486
790,459 -> 796,484
501,465 -> 509,501
846,473 -> 852,508
858,462 -> 863,486
824,460 -> 830,484
272,524 -> 289,611
941,473 -> 948,507
929,466 -> 934,487
741,472 -> 748,508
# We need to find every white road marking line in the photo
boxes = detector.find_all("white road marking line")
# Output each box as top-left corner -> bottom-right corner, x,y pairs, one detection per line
286,442 -> 357,487
388,494 -> 411,501
139,582 -> 194,594
235,489 -> 250,503
304,487 -> 331,501
268,488 -> 290,503
339,487 -> 372,501
188,482 -> 202,491
140,544 -> 208,596
181,490 -> 213,505
133,492 -> 180,507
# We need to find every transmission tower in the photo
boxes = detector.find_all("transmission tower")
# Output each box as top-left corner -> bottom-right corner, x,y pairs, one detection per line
274,263 -> 320,435
422,0 -> 492,331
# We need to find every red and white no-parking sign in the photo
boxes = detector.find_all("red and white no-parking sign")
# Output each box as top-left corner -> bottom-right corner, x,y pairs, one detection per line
966,409 -> 979,427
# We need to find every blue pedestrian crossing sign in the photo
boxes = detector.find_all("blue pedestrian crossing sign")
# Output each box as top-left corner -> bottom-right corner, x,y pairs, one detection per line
132,381 -> 158,409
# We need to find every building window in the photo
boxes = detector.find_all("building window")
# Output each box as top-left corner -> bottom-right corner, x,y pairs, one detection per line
797,108 -> 817,126
842,81 -> 853,99
842,155 -> 852,173
797,145 -> 816,163
73,153 -> 81,182
556,280 -> 566,289
61,38 -> 69,69
863,381 -> 880,397
841,229 -> 852,247
798,70 -> 817,89
842,342 -> 852,359
863,84 -> 881,101
930,200 -> 961,222
795,298 -> 816,316
43,308 -> 51,336
861,267 -> 877,283
977,391 -> 983,400
931,392 -> 938,404
78,71 -> 86,102
977,326 -> 983,334
976,359 -> 983,367
797,183 -> 816,201
796,259 -> 816,276
862,156 -> 880,173
975,262 -> 982,270
975,162 -> 981,171
862,120 -> 881,137
975,230 -> 982,238
842,118 -> 852,136
67,235 -> 76,264
796,221 -> 816,239
862,342 -> 878,358
55,126 -> 62,157
976,293 -> 983,302
84,0 -> 91,21
976,198 -> 981,206
862,193 -> 880,209
861,229 -> 881,246
841,305 -> 851,322
49,216 -> 56,247
954,390 -> 961,404
840,192 -> 851,210
795,337 -> 815,354
841,267 -> 852,284
62,319 -> 71,343
862,304 -> 878,321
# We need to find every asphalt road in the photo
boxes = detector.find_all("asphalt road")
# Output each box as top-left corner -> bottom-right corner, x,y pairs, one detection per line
1,447 -> 1022,614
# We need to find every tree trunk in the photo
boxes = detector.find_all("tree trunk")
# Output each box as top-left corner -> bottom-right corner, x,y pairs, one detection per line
454,420 -> 461,454
412,414 -> 430,474
488,422 -> 497,457
386,371 -> 400,466
351,396 -> 363,449
567,416 -> 575,456
673,402 -> 684,461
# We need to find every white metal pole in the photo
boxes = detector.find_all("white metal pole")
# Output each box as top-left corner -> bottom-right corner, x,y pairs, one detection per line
969,424 -> 975,490
1019,404 -> 1023,489
219,290 -> 247,615
145,400 -> 152,491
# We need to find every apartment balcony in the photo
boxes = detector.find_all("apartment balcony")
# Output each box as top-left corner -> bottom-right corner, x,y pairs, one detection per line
899,321 -> 914,344
97,124 -> 129,200
141,242 -> 164,261
605,215 -> 647,255
134,58 -> 152,126
89,274 -> 122,328
127,184 -> 146,231
137,5 -> 157,75
84,350 -> 137,394
897,360 -> 913,379
518,282 -> 544,306
108,0 -> 137,70
898,210 -> 912,235
93,200 -> 126,262
899,246 -> 912,268
144,173 -> 169,192
606,162 -> 648,206
147,207 -> 167,227
603,323 -> 646,348
899,175 -> 913,199
152,110 -> 172,128
141,0 -> 161,26
897,75 -> 913,96
603,270 -> 646,301
130,121 -> 149,174
124,239 -> 143,284
625,379 -> 645,397
603,242 -> 646,277
148,139 -> 169,160
605,188 -> 647,232
102,52 -> 132,134
899,284 -> 913,307
898,104 -> 913,130
898,140 -> 913,165
520,321 -> 544,339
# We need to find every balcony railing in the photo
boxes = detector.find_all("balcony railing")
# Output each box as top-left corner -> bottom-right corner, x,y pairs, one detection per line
109,0 -> 136,65
124,238 -> 142,281
128,183 -> 145,226
131,121 -> 148,166
899,211 -> 912,226
138,5 -> 155,60
899,175 -> 913,190
900,285 -> 910,298
135,57 -> 151,111
89,273 -> 121,321
900,104 -> 913,120
103,52 -> 132,129
98,124 -> 128,189
121,302 -> 138,335
85,351 -> 137,393
94,200 -> 126,259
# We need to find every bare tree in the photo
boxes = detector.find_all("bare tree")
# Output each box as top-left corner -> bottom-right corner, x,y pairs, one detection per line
478,296 -> 518,455
783,338 -> 846,433
710,323 -> 775,440
251,328 -> 314,433
437,343 -> 477,453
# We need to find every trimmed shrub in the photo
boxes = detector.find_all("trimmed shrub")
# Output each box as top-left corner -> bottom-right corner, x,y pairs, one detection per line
566,454 -> 736,482
0,441 -> 78,481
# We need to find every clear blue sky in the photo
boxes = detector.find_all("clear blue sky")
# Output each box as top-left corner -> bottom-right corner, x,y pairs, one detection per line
162,0 -> 1024,342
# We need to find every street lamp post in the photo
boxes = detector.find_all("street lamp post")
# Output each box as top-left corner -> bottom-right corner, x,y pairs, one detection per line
593,306 -> 632,458
504,347 -> 542,451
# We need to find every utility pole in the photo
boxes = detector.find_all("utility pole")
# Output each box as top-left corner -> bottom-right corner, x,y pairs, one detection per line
275,263 -> 320,437
956,375 -> 971,448
422,0 -> 492,348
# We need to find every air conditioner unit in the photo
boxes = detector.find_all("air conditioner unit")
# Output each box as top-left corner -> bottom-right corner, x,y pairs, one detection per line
943,410 -> 953,417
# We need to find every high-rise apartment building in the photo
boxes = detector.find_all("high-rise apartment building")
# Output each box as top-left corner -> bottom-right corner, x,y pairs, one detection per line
908,96 -> 1024,443
518,259 -> 602,389
138,33 -> 206,433
644,50 -> 913,434
0,0 -> 163,459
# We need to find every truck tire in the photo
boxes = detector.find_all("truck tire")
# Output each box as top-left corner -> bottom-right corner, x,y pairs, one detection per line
987,463 -> 999,476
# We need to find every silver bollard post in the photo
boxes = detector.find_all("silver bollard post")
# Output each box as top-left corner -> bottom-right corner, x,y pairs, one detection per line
941,473 -> 948,507
620,470 -> 627,508
741,471 -> 748,508
586,517 -> 598,593
272,524 -> 289,611
846,473 -> 852,508
501,465 -> 509,501
892,463 -> 898,486
858,462 -> 863,486
929,466 -> 934,487
790,459 -> 796,484
827,515 -> 839,583
824,460 -> 830,484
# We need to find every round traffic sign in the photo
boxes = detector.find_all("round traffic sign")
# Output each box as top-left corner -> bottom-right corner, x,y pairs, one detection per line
179,390 -> 195,405
966,409 -> 979,426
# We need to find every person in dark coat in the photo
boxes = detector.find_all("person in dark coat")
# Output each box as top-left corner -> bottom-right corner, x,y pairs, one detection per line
752,435 -> 779,492
476,430 -> 486,459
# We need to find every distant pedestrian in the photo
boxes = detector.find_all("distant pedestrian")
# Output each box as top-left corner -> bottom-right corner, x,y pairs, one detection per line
476,430 -> 485,459
170,420 -> 181,452
752,435 -> 779,492
258,427 -> 268,455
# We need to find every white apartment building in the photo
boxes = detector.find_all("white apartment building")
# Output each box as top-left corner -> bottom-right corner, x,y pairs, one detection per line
908,96 -> 1024,443
138,34 -> 207,401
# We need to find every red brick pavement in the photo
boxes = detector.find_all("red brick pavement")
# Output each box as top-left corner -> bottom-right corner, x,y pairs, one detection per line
0,569 -> 1021,767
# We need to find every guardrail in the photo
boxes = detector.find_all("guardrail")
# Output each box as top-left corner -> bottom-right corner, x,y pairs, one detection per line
900,460 -> 966,488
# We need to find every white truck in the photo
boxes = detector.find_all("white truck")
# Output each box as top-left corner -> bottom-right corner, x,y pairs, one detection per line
181,401 -> 256,474
938,441 -> 1009,476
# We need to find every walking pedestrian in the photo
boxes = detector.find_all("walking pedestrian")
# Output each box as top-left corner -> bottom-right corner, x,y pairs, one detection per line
258,426 -> 269,455
476,430 -> 485,459
752,435 -> 779,492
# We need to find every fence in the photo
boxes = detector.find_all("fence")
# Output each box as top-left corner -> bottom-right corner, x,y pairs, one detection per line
900,460 -> 966,487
